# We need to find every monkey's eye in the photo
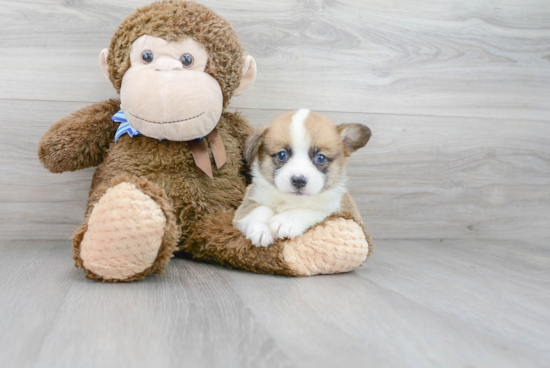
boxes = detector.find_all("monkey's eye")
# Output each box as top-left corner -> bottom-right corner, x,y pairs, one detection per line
315,154 -> 326,164
180,53 -> 194,67
277,150 -> 288,161
142,50 -> 154,64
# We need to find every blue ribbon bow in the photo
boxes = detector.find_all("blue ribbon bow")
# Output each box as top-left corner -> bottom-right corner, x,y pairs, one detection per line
112,110 -> 141,143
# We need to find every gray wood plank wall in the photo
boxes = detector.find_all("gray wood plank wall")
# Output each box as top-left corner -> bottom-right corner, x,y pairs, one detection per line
1,0 -> 549,240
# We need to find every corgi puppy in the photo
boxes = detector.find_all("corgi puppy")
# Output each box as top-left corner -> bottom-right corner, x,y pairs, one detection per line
234,109 -> 371,247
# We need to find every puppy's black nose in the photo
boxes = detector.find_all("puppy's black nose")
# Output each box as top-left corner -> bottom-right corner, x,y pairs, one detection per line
291,175 -> 307,189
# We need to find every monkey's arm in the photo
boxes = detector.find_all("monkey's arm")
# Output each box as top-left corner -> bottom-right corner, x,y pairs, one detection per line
38,98 -> 121,173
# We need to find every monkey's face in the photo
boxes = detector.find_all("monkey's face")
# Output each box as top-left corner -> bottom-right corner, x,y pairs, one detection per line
101,34 -> 232,141
120,35 -> 222,141
99,2 -> 257,142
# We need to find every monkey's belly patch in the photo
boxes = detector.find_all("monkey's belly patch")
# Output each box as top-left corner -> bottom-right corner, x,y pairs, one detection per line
282,217 -> 368,276
80,182 -> 166,280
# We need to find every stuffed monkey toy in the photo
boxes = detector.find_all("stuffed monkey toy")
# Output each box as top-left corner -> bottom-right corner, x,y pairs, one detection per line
38,0 -> 372,282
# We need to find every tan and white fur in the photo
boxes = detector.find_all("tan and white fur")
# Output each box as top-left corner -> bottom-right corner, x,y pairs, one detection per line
234,109 -> 371,247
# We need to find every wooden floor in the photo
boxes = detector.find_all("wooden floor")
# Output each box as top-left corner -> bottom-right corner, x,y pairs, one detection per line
1,238 -> 548,368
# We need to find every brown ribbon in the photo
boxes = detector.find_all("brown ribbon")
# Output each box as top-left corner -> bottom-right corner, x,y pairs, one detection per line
187,127 -> 227,179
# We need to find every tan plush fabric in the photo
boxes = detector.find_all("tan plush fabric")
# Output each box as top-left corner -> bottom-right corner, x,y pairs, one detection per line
233,56 -> 256,96
85,112 -> 252,247
38,1 -> 373,282
187,210 -> 372,277
72,175 -> 180,282
119,35 -> 224,142
106,1 -> 245,108
80,182 -> 167,280
282,217 -> 369,276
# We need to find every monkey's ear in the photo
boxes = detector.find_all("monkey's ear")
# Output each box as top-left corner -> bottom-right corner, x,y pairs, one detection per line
244,126 -> 268,164
233,56 -> 257,97
337,124 -> 371,157
99,49 -> 110,80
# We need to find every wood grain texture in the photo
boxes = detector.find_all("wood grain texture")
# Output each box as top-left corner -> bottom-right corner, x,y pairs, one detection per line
0,0 -> 549,120
2,2 -> 549,367
223,238 -> 550,368
0,240 -> 293,368
2,100 -> 549,239
1,238 -> 549,367
0,0 -> 549,239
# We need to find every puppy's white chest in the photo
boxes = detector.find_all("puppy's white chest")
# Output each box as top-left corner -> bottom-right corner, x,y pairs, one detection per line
252,181 -> 343,215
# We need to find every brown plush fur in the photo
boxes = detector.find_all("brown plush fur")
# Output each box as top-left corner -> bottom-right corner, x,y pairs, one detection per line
37,0 -> 372,281
187,210 -> 372,276
86,111 -> 253,246
106,0 -> 244,108
38,98 -> 121,173
72,175 -> 180,282
37,1 -> 255,281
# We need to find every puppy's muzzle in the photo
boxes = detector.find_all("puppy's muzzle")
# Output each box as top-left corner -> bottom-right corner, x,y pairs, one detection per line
291,175 -> 307,189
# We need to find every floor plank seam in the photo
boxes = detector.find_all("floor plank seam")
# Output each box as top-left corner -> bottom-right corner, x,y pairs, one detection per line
1,98 -> 549,124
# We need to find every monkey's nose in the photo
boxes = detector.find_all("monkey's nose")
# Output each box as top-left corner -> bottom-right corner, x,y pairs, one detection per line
154,58 -> 183,72
291,175 -> 307,189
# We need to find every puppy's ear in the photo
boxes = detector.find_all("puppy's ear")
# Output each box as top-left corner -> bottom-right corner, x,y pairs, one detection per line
244,127 -> 268,164
337,123 -> 371,157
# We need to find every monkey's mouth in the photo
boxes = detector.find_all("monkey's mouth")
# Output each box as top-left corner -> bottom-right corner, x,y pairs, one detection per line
126,111 -> 205,125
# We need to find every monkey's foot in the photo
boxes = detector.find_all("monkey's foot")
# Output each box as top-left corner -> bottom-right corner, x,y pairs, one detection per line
281,216 -> 371,276
74,178 -> 178,282
184,211 -> 371,277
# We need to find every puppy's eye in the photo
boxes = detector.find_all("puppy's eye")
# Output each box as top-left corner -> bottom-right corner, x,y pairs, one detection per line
316,154 -> 326,164
142,50 -> 154,64
277,151 -> 288,161
180,53 -> 194,67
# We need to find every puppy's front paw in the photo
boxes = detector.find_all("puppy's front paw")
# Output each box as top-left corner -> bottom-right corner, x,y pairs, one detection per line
246,224 -> 274,247
269,214 -> 308,240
